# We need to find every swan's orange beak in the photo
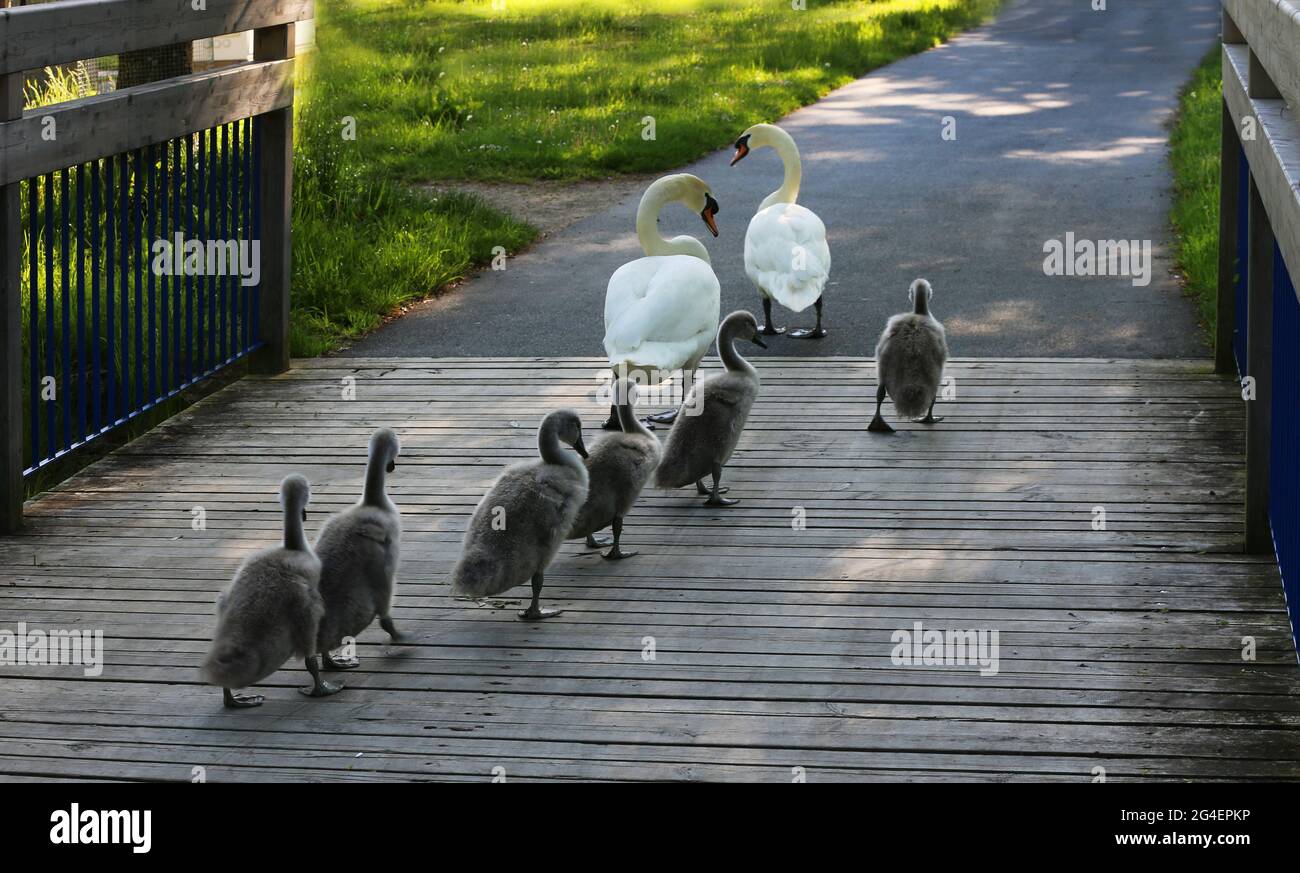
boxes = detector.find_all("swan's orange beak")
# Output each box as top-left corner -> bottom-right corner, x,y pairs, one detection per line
730,142 -> 750,166
700,193 -> 720,237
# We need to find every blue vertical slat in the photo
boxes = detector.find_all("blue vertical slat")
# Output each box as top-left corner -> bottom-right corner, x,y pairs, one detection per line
91,161 -> 101,435
159,143 -> 169,395
118,153 -> 129,420
207,127 -> 217,371
242,117 -> 252,352
146,145 -> 157,403
43,172 -> 55,460
186,133 -> 195,383
252,117 -> 262,343
27,179 -> 38,469
222,120 -> 232,358
59,169 -> 71,451
1270,245 -> 1300,658
133,149 -> 144,410
106,158 -> 116,425
75,164 -> 86,443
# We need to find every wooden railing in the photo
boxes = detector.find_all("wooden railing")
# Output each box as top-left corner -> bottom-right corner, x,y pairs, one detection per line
0,0 -> 311,532
1218,0 -> 1300,653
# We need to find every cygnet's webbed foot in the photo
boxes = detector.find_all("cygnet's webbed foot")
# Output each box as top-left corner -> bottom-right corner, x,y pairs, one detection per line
518,605 -> 564,621
695,479 -> 729,496
759,323 -> 785,336
585,533 -> 613,549
223,688 -> 264,709
322,651 -> 361,670
603,546 -> 637,560
644,409 -> 679,426
300,656 -> 346,697
379,615 -> 405,643
788,326 -> 827,339
868,414 -> 895,434
704,494 -> 740,507
919,414 -> 944,425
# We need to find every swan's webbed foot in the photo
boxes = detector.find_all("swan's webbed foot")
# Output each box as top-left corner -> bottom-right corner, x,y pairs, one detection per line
517,572 -> 563,620
702,465 -> 738,506
644,409 -> 678,426
223,688 -> 264,709
695,479 -> 728,496
518,605 -> 564,620
585,532 -> 613,549
322,651 -> 361,670
788,325 -> 827,339
760,298 -> 785,335
868,414 -> 895,434
602,518 -> 636,559
869,385 -> 894,434
790,297 -> 826,339
919,414 -> 943,425
300,656 -> 345,697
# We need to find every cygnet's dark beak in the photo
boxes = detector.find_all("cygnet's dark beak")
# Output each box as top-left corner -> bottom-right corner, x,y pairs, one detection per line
574,436 -> 589,459
386,460 -> 396,473
301,508 -> 308,522
751,334 -> 768,349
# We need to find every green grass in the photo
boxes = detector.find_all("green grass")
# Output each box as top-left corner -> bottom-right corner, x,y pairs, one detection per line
291,94 -> 534,355
310,0 -> 1002,182
1169,48 -> 1222,339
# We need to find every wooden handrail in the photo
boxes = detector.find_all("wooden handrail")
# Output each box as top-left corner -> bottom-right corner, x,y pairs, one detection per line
0,0 -> 313,76
0,58 -> 294,186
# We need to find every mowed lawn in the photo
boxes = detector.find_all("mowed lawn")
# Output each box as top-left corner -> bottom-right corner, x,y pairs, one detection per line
310,0 -> 1002,182
293,0 -> 1001,353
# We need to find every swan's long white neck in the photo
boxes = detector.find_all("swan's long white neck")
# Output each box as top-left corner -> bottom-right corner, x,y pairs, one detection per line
636,177 -> 710,262
752,126 -> 802,210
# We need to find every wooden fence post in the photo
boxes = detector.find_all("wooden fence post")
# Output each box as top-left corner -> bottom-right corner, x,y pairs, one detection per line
0,71 -> 23,533
252,22 -> 295,375
1215,98 -> 1240,376
1244,174 -> 1275,553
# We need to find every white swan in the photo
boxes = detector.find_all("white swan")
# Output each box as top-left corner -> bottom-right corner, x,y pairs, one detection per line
603,173 -> 721,427
731,123 -> 830,338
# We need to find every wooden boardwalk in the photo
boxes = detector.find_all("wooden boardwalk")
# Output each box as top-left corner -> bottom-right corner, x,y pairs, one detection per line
0,356 -> 1297,782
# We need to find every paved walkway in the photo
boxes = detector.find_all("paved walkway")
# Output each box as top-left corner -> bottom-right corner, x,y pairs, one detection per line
344,0 -> 1221,359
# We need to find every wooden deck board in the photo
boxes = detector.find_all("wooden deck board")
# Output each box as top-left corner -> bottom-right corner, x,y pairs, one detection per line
0,356 -> 1296,782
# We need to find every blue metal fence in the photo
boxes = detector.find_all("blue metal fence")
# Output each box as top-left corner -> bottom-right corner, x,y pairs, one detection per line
21,118 -> 262,475
1269,243 -> 1299,654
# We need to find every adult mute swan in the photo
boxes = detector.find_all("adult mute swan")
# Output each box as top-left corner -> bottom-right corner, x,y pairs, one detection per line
731,123 -> 830,339
603,173 -> 721,428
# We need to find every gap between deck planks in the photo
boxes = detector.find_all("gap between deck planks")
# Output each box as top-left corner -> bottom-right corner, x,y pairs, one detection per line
0,357 -> 1296,783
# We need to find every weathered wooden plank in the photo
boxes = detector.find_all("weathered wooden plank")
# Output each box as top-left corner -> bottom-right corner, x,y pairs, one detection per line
0,59 -> 293,186
0,0 -> 314,76
0,357 -> 1293,781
